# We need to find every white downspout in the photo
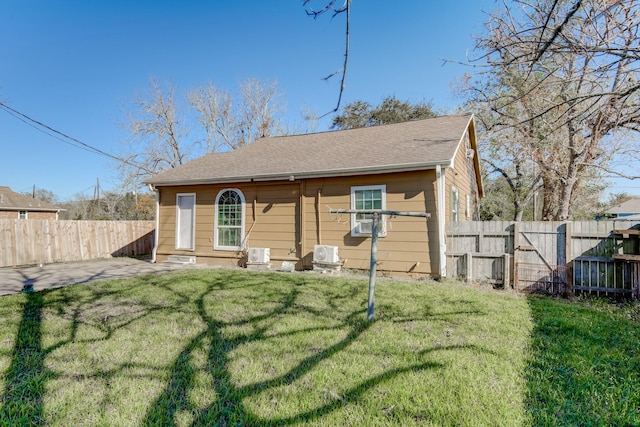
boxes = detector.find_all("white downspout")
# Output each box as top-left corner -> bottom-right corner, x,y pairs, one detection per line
436,165 -> 447,278
149,184 -> 159,263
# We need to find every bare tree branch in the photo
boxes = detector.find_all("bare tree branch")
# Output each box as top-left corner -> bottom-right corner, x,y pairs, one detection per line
530,0 -> 583,66
462,0 -> 640,220
119,79 -> 286,188
304,1 -> 350,117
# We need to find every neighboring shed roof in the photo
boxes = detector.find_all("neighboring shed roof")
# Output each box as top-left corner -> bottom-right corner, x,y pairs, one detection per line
146,113 -> 478,186
607,198 -> 640,215
0,186 -> 62,212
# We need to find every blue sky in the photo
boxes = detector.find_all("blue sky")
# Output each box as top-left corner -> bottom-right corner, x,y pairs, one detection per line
2,1 -> 637,201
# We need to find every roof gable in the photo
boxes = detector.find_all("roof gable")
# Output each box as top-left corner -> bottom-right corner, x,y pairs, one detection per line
147,113 -> 476,186
0,186 -> 62,212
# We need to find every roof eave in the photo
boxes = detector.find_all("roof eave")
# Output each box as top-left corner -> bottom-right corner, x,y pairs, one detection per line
146,161 -> 451,187
0,206 -> 63,212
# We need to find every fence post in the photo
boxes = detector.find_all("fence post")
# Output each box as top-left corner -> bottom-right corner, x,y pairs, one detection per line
565,222 -> 573,298
465,252 -> 473,283
513,222 -> 520,290
503,253 -> 511,288
564,221 -> 573,265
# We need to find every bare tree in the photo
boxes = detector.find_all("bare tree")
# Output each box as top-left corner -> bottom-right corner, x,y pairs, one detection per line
237,79 -> 285,146
466,0 -> 640,220
120,78 -> 286,188
119,79 -> 191,189
188,79 -> 285,151
187,84 -> 233,153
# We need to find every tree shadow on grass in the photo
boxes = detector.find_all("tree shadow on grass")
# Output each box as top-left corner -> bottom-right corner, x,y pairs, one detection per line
143,274 -> 487,426
0,291 -> 51,425
0,270 -> 496,426
0,271 -> 199,425
0,278 -> 151,425
525,295 -> 640,426
143,278 -> 302,425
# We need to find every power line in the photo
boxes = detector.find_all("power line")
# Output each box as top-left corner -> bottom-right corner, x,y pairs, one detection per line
0,101 -> 141,169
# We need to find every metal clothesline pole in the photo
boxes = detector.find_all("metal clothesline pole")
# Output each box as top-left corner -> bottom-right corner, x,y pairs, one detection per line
329,209 -> 431,321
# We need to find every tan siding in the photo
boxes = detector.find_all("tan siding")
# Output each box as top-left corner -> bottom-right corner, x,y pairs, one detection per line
156,183 -> 299,264
156,170 -> 443,276
445,132 -> 480,223
301,170 -> 439,275
244,184 -> 299,261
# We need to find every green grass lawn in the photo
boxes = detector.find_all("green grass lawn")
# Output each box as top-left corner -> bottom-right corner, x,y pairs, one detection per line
0,269 -> 638,426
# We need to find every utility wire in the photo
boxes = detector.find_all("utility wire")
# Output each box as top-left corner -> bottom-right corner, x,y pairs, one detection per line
1,103 -> 109,157
0,101 -> 141,169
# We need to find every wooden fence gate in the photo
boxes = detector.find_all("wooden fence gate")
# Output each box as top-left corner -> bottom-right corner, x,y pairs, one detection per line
513,222 -> 570,294
447,220 -> 640,297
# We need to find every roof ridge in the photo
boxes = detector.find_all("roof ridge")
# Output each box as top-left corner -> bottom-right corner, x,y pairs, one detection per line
263,112 -> 474,141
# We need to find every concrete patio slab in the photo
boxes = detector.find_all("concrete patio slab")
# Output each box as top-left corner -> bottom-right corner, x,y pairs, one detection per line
0,258 -> 188,296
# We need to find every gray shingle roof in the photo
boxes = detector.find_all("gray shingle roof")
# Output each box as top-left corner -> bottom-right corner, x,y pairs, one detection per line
607,198 -> 640,215
0,186 -> 62,211
146,113 -> 475,186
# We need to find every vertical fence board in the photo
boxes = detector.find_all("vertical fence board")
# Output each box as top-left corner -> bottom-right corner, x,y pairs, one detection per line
0,220 -> 12,266
448,220 -> 640,296
0,220 -> 154,267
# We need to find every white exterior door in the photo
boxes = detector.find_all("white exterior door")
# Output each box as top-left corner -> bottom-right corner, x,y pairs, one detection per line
176,193 -> 195,250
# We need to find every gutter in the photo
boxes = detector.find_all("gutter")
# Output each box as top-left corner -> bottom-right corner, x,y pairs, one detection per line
0,207 -> 65,212
145,161 -> 452,187
148,184 -> 160,263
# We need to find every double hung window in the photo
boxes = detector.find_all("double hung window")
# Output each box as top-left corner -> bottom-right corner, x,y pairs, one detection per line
351,185 -> 386,237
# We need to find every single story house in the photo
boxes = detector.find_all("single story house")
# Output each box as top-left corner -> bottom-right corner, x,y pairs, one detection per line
145,113 -> 483,278
0,186 -> 63,220
605,198 -> 640,219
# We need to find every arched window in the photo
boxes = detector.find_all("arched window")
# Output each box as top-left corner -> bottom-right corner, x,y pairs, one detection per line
214,189 -> 245,250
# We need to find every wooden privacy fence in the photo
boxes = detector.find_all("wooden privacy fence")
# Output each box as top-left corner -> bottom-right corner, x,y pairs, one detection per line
447,220 -> 640,297
0,219 -> 155,267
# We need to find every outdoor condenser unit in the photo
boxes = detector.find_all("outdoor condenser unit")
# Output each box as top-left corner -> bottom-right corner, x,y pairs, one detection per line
313,245 -> 339,263
248,247 -> 270,264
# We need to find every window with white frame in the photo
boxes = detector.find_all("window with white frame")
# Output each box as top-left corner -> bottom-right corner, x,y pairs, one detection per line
215,189 -> 245,250
176,193 -> 195,250
451,186 -> 459,222
351,185 -> 386,237
19,210 -> 27,219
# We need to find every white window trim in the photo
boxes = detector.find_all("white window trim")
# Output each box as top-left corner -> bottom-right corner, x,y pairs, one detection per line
176,193 -> 196,250
19,210 -> 28,220
214,188 -> 246,251
350,185 -> 387,237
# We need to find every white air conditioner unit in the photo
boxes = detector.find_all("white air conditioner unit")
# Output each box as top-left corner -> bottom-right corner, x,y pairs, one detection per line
248,247 -> 270,264
313,245 -> 339,264
357,221 -> 373,235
